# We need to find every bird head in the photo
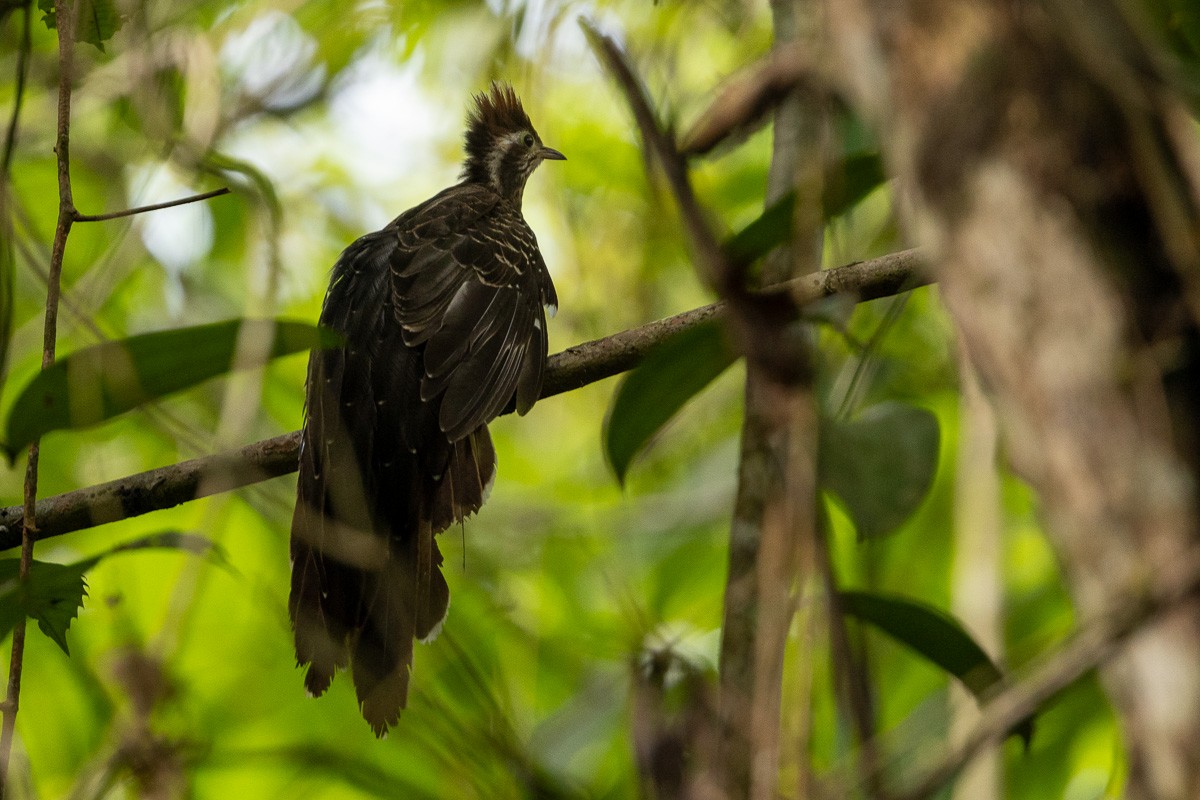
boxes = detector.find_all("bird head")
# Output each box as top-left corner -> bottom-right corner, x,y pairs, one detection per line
461,82 -> 565,207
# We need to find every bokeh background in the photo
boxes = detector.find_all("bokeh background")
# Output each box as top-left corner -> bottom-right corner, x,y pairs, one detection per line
3,0 -> 1182,796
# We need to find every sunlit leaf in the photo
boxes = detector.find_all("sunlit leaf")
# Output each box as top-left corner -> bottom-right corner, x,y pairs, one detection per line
3,319 -> 340,458
821,402 -> 939,539
37,0 -> 123,50
604,319 -> 736,485
0,531 -> 217,654
841,589 -> 1034,746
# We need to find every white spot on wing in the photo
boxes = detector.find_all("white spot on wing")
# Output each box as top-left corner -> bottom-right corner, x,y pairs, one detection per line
546,303 -> 557,318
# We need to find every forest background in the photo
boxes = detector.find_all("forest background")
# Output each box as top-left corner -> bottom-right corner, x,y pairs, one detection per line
2,0 -> 1200,798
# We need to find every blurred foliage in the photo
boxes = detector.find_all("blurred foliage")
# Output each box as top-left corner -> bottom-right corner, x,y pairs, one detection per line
0,532 -> 215,655
3,318 -> 336,455
839,590 -> 1033,747
0,0 -> 1151,797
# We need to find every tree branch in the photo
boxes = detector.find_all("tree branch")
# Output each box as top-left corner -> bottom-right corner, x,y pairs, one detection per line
0,249 -> 925,549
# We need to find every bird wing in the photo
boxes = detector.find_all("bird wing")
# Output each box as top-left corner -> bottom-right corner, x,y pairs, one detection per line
390,188 -> 553,442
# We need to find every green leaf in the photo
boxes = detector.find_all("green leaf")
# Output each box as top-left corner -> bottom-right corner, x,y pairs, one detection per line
724,193 -> 796,265
822,152 -> 887,219
604,319 -> 736,484
0,559 -> 86,654
37,0 -> 123,50
3,318 -> 340,457
841,589 -> 1034,746
820,402 -> 939,539
0,531 -> 218,655
722,152 -> 886,266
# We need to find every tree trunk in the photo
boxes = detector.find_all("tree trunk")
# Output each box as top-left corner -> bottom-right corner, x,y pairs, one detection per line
825,1 -> 1200,796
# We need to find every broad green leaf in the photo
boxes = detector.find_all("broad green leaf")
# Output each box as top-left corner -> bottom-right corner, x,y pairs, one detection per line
841,590 -> 1034,746
722,152 -> 886,266
604,319 -> 736,484
0,531 -> 217,654
822,152 -> 887,220
821,402 -> 939,539
3,318 -> 340,457
37,0 -> 123,50
724,192 -> 796,265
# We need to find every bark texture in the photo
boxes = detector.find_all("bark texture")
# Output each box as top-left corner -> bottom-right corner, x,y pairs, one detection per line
826,2 -> 1200,796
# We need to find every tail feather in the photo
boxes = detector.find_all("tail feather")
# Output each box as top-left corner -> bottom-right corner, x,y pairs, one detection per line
351,524 -> 449,735
430,428 -> 497,532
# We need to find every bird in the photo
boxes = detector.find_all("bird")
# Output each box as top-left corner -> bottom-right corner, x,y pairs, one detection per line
289,83 -> 564,736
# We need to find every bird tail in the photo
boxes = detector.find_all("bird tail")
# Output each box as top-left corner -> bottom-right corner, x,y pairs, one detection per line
350,519 -> 450,735
290,425 -> 495,736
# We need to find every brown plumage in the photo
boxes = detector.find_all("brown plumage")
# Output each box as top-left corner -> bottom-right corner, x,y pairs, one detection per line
289,83 -> 564,735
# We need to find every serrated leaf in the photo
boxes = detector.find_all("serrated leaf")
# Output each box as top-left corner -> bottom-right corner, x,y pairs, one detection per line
821,402 -> 939,539
3,318 -> 340,457
841,589 -> 1034,746
0,531 -> 218,654
604,319 -> 736,484
37,0 -> 123,50
0,559 -> 88,654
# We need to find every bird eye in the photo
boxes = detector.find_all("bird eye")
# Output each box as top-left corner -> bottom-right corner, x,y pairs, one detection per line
522,133 -> 535,147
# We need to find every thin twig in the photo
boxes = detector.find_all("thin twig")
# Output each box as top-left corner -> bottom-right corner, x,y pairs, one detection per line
0,0 -> 76,792
0,249 -> 926,549
72,187 -> 231,223
580,20 -> 729,289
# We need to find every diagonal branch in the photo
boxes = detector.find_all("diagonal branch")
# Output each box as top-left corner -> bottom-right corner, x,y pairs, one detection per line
0,249 -> 924,549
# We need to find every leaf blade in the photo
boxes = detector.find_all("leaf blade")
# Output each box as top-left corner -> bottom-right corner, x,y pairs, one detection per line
820,402 -> 940,539
0,531 -> 220,655
3,318 -> 340,456
603,319 -> 737,484
840,589 -> 1034,746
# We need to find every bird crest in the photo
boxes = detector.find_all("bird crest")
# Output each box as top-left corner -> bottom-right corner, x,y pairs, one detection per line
461,83 -> 542,190
465,83 -> 534,151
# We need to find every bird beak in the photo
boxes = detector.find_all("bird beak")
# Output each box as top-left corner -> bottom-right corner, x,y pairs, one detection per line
538,146 -> 566,161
